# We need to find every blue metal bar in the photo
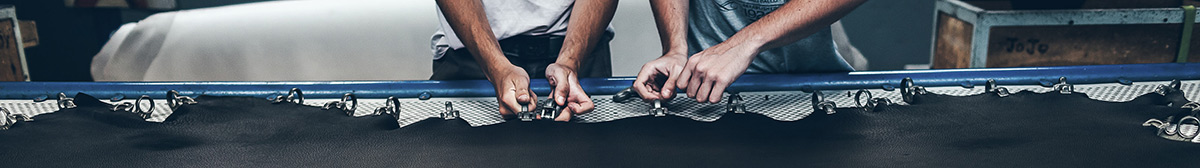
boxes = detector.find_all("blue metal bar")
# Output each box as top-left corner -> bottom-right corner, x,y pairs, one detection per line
1,63 -> 1198,99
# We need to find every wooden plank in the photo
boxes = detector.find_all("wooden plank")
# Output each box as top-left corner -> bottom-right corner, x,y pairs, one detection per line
18,20 -> 35,48
933,12 -> 973,69
0,19 -> 25,81
985,24 -> 1179,67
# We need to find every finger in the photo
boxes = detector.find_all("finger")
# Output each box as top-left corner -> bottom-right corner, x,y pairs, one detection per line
514,80 -> 535,111
551,74 -> 569,106
708,79 -> 732,104
555,110 -> 572,122
687,70 -> 703,98
567,76 -> 595,114
676,57 -> 697,91
660,64 -> 684,99
632,66 -> 662,101
498,90 -> 520,116
696,77 -> 714,103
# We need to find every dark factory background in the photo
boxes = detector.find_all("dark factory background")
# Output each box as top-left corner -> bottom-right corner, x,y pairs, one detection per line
0,0 -> 932,81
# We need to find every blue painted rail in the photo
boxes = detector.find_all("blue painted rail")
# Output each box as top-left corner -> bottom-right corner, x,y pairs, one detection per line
1,63 -> 1198,99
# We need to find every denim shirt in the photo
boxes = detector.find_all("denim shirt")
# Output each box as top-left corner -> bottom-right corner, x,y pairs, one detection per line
688,0 -> 854,73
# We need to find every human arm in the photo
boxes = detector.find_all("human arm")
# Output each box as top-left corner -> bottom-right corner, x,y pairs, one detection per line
632,0 -> 690,102
436,0 -> 536,116
545,0 -> 620,121
677,0 -> 867,103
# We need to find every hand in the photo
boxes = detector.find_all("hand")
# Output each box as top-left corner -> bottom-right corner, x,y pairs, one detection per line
676,43 -> 758,103
545,63 -> 594,121
632,52 -> 688,102
489,65 -> 537,117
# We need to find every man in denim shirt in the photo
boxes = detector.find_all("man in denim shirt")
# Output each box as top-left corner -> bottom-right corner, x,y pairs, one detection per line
633,0 -> 866,103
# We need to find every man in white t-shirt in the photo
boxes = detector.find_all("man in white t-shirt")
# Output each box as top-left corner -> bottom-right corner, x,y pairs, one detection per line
431,0 -> 617,121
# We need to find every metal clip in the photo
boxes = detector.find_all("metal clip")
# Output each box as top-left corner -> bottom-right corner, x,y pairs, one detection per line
538,97 -> 561,120
650,100 -> 667,117
812,91 -> 837,115
1052,77 -> 1074,94
985,79 -> 1011,97
111,95 -> 155,119
57,93 -> 77,109
1,107 -> 33,130
166,90 -> 198,111
726,93 -> 746,114
899,78 -> 926,104
854,89 -> 892,112
1185,102 -> 1200,116
322,93 -> 358,116
442,102 -> 460,120
1144,115 -> 1200,143
1155,80 -> 1183,96
373,96 -> 402,120
271,88 -> 304,104
612,87 -> 640,103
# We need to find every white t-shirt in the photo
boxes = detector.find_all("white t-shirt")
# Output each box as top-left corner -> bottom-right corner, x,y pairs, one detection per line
430,0 -> 613,60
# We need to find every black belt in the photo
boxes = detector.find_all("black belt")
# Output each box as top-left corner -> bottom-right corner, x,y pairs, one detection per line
498,35 -> 566,60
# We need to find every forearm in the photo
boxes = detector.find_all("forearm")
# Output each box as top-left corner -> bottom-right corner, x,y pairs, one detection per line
556,0 -> 619,69
650,0 -> 689,56
436,0 -> 511,81
726,0 -> 866,54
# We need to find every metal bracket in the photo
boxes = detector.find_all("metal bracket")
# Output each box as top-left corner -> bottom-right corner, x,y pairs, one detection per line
899,78 -> 927,104
372,96 -> 402,120
1052,77 -> 1074,94
538,97 -> 561,121
271,88 -> 304,104
516,104 -> 535,121
1,106 -> 32,130
612,87 -> 640,103
442,102 -> 460,120
812,91 -> 837,115
322,93 -> 359,116
166,90 -> 198,111
1155,79 -> 1183,96
650,100 -> 667,117
111,95 -> 155,119
854,89 -> 892,112
726,93 -> 746,114
985,79 -> 1011,97
57,92 -> 76,109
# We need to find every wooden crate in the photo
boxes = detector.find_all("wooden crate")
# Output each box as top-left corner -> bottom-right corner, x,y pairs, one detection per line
932,0 -> 1200,69
0,5 -> 35,81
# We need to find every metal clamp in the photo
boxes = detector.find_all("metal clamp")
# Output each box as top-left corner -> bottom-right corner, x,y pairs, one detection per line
1184,102 -> 1200,116
271,88 -> 304,104
812,91 -> 837,115
1144,115 -> 1200,143
612,87 -> 640,103
726,93 -> 746,114
372,96 -> 402,120
1,107 -> 32,130
985,79 -> 1011,97
650,100 -> 667,117
1052,77 -> 1074,94
516,104 -> 535,121
442,102 -> 460,120
322,93 -> 359,116
166,90 -> 198,111
112,95 -> 155,119
538,97 -> 562,121
57,93 -> 77,109
1155,80 -> 1183,96
899,78 -> 927,104
854,89 -> 892,112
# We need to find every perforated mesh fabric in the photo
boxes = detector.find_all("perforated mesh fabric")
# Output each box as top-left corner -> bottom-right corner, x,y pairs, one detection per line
3,80 -> 1198,128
